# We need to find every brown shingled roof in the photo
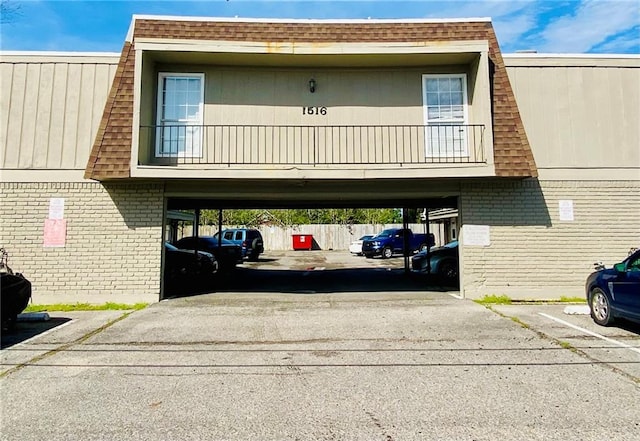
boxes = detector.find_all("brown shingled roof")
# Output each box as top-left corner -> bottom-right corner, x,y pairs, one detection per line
85,18 -> 537,180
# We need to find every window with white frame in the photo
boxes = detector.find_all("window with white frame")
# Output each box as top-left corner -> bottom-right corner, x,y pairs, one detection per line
156,73 -> 204,158
422,74 -> 468,158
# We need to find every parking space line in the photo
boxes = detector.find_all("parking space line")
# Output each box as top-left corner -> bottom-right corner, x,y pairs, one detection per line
538,313 -> 640,355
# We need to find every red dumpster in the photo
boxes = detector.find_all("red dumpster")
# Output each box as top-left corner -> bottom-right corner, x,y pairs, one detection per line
292,234 -> 313,250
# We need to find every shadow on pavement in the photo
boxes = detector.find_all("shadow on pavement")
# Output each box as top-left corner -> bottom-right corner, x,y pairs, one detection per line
1,317 -> 71,349
165,266 -> 458,299
614,319 -> 640,335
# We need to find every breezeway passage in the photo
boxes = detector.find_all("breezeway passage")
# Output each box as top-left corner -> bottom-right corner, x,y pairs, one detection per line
1,293 -> 638,441
162,250 -> 460,298
163,194 -> 459,300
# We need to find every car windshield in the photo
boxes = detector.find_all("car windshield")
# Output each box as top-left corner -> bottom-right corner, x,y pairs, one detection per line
443,240 -> 458,248
165,242 -> 178,251
376,230 -> 394,238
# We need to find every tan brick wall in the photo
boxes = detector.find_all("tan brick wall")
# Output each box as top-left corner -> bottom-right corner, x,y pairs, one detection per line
0,182 -> 164,302
460,179 -> 640,299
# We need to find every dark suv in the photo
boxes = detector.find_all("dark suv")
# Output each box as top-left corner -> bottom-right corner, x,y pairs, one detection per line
215,228 -> 264,261
174,236 -> 242,271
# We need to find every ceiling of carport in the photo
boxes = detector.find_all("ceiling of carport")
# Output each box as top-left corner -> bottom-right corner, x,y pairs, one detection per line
164,178 -> 459,210
167,196 -> 457,210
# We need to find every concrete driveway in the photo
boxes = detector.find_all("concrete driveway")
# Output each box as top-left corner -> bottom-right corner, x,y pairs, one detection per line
1,286 -> 639,441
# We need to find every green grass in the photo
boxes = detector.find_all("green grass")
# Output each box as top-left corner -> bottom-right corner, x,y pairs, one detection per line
475,295 -> 586,305
24,302 -> 148,312
559,296 -> 586,304
509,316 -> 530,329
474,295 -> 512,305
558,340 -> 574,350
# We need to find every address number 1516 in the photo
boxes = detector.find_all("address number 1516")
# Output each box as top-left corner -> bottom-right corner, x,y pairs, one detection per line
302,106 -> 327,115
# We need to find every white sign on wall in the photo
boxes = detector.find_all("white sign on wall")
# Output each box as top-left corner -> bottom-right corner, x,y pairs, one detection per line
463,224 -> 490,246
49,198 -> 65,220
559,200 -> 574,221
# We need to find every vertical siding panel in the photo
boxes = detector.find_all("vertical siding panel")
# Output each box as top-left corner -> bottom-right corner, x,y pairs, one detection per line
92,64 -> 112,139
33,63 -> 55,168
18,64 -> 41,168
74,63 -> 96,167
618,68 -> 640,166
553,68 -> 573,166
47,63 -> 69,168
591,66 -> 616,167
61,63 -> 81,168
564,67 -> 580,166
0,64 -> 14,167
5,64 -> 27,168
509,62 -> 640,171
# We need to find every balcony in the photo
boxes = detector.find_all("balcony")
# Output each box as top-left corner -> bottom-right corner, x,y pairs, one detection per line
139,124 -> 486,167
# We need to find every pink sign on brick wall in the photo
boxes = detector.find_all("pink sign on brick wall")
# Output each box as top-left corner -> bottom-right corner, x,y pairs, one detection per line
44,219 -> 66,247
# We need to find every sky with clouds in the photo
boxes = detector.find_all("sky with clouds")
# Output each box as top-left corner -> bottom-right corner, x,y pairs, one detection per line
0,0 -> 638,54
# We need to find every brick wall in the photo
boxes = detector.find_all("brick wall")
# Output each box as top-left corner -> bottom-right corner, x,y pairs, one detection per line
0,182 -> 164,302
460,179 -> 640,299
3,179 -> 637,302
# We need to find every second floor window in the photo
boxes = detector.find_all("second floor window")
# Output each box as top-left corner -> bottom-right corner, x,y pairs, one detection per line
422,74 -> 468,158
156,73 -> 204,158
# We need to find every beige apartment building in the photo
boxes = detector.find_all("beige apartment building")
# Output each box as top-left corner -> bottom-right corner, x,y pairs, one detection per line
0,16 -> 638,303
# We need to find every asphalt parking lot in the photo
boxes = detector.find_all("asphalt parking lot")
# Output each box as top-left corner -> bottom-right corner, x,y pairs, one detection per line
1,252 -> 639,441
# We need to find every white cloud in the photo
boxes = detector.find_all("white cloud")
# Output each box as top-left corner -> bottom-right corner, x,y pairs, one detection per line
594,28 -> 640,52
538,0 -> 640,52
493,11 -> 538,49
420,0 -> 533,21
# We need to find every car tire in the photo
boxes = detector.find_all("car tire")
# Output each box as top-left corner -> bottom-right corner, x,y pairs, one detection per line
439,261 -> 458,283
382,247 -> 393,259
590,288 -> 614,326
247,252 -> 259,262
2,314 -> 17,332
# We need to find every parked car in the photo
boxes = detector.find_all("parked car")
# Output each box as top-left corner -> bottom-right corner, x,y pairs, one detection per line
214,228 -> 264,261
1,248 -> 32,331
164,242 -> 218,284
411,240 -> 459,283
362,228 -> 435,259
349,235 -> 374,255
586,248 -> 640,326
174,236 -> 242,271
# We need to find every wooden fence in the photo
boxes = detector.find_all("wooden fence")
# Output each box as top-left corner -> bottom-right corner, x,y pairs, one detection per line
174,223 -> 452,251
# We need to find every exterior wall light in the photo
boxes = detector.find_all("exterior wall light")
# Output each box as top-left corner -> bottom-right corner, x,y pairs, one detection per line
309,78 -> 316,93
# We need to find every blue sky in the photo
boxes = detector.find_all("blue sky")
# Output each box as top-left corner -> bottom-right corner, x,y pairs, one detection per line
0,0 -> 639,54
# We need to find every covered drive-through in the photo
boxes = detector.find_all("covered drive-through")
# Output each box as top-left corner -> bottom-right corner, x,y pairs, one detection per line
161,187 -> 460,299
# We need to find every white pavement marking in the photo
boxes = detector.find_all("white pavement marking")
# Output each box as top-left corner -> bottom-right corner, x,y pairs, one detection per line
563,305 -> 590,315
538,313 -> 640,355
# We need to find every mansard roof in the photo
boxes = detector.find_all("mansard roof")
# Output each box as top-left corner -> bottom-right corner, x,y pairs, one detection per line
85,16 -> 537,180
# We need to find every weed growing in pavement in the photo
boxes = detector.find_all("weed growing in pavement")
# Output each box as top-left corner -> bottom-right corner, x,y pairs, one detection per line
509,316 -> 530,329
559,296 -> 586,304
475,295 -> 586,305
474,295 -> 512,305
24,302 -> 148,312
